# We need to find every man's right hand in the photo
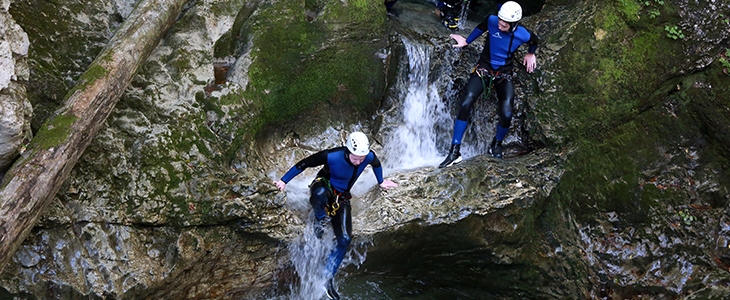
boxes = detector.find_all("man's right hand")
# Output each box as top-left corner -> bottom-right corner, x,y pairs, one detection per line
274,180 -> 287,191
450,34 -> 468,48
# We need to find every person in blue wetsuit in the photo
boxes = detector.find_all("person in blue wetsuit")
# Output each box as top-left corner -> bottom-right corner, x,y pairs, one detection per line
439,1 -> 539,168
274,131 -> 398,300
436,0 -> 465,30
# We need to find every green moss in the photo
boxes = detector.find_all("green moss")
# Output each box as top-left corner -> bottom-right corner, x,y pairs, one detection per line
32,114 -> 78,149
616,0 -> 641,22
322,0 -> 385,29
538,1 -> 682,143
305,0 -> 328,12
550,61 -> 730,225
553,121 -> 671,225
172,51 -> 193,73
240,1 -> 386,135
63,64 -> 109,101
538,0 -> 715,225
213,30 -> 234,58
219,89 -> 245,106
219,4 -> 258,58
11,0 -> 115,129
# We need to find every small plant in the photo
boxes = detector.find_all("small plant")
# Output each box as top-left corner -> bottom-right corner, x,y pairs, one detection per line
677,209 -> 696,225
642,0 -> 664,7
665,25 -> 685,40
648,9 -> 660,18
720,14 -> 730,25
720,49 -> 730,75
721,58 -> 730,69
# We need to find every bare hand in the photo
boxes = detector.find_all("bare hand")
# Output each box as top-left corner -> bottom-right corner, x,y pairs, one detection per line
274,180 -> 287,191
523,53 -> 537,73
450,34 -> 468,48
380,179 -> 398,189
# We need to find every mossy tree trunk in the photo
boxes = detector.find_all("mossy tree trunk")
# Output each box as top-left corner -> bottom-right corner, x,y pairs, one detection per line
0,0 -> 189,272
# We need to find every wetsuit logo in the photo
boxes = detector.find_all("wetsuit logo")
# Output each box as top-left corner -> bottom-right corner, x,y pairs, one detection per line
491,32 -> 502,39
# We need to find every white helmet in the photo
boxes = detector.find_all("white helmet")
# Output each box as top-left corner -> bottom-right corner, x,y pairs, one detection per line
498,1 -> 522,23
346,132 -> 370,156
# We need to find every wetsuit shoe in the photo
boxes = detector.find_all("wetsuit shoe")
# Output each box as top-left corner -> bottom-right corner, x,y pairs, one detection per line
439,144 -> 462,168
325,279 -> 340,300
314,217 -> 330,239
442,17 -> 459,30
386,7 -> 399,16
489,138 -> 503,159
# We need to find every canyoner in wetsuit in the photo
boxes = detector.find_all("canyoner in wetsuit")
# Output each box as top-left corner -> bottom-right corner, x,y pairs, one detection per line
437,0 -> 466,30
274,132 -> 398,300
439,0 -> 538,168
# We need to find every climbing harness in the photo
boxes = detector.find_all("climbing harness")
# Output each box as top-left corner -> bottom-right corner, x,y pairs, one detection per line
311,177 -> 349,217
473,65 -> 512,100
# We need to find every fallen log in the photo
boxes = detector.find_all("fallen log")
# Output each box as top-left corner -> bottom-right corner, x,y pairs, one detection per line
0,0 -> 189,272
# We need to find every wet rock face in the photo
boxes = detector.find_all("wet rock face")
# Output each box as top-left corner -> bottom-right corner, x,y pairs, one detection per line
9,0 -> 134,130
1,0 -> 293,297
527,0 -> 730,298
678,0 -> 730,71
0,92 -> 31,174
0,0 -> 31,174
1,0 -> 730,299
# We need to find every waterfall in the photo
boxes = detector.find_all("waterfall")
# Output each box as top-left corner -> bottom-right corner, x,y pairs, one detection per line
382,37 -> 454,171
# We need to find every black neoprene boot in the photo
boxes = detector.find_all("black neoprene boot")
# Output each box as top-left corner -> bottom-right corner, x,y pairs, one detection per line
489,138 -> 503,159
439,144 -> 462,168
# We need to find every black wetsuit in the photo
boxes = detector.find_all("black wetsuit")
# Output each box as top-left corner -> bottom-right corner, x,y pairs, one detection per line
449,15 -> 539,145
280,147 -> 385,277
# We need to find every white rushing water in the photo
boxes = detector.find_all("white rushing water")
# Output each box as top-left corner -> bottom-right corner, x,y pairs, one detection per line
382,37 -> 453,171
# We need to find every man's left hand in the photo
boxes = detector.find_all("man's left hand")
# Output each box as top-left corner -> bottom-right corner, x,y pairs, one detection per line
523,53 -> 537,73
380,180 -> 398,189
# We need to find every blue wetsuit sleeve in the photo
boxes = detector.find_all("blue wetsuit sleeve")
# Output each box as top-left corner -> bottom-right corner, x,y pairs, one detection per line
465,27 -> 485,44
280,150 -> 329,183
280,166 -> 303,183
370,154 -> 385,184
437,1 -> 445,8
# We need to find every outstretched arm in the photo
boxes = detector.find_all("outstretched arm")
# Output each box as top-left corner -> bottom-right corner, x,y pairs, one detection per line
452,15 -> 490,48
274,149 -> 329,191
523,29 -> 539,73
371,154 -> 398,189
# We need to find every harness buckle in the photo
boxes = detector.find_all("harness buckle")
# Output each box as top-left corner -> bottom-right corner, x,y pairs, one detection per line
327,198 -> 340,216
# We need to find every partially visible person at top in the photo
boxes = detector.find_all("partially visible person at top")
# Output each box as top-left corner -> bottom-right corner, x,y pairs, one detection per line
384,0 -> 399,16
438,0 -> 539,168
435,0 -> 465,30
274,132 -> 398,300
